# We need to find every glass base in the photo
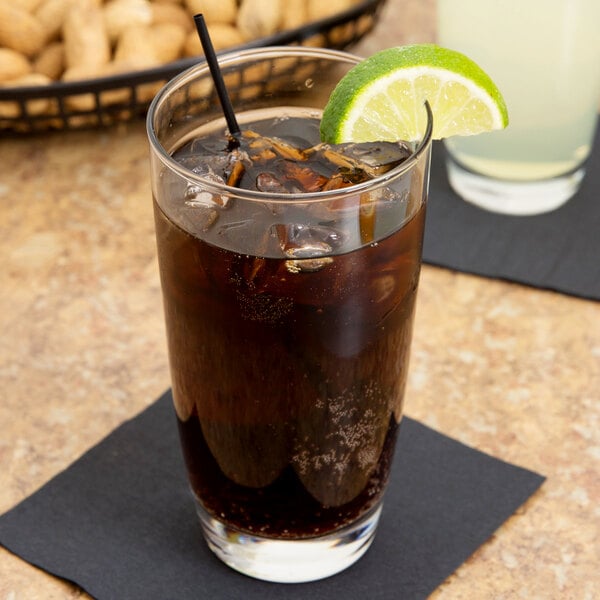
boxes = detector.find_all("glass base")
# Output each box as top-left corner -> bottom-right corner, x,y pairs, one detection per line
196,501 -> 382,583
445,158 -> 585,216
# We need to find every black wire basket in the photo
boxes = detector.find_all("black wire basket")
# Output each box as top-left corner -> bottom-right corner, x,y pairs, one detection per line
0,0 -> 386,134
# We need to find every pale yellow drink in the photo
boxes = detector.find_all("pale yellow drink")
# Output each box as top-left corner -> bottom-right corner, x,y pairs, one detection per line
437,0 -> 600,214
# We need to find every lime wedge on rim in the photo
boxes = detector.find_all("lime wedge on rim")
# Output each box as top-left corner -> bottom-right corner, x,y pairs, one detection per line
320,44 -> 509,143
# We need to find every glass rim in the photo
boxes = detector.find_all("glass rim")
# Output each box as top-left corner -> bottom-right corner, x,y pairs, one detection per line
146,46 -> 434,204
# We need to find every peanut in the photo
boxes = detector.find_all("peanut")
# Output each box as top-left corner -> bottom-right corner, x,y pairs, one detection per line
63,1 -> 110,70
151,2 -> 192,32
282,0 -> 308,31
33,41 -> 64,80
35,0 -> 77,42
236,0 -> 282,40
103,0 -> 153,43
184,0 -> 237,25
0,48 -> 31,82
0,1 -> 47,57
114,25 -> 160,69
152,22 -> 187,63
12,0 -> 45,14
183,23 -> 244,57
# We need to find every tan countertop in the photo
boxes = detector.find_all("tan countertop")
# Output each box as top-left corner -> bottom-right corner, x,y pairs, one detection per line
1,1 -> 599,598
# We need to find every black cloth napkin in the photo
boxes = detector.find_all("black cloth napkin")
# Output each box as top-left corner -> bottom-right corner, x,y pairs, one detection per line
423,126 -> 600,301
0,390 -> 544,599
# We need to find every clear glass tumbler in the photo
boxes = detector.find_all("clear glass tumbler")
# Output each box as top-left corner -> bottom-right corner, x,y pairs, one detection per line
147,46 -> 432,583
438,0 -> 600,215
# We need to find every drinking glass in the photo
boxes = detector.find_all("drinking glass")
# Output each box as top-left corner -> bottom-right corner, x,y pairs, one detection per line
147,46 -> 432,583
438,0 -> 600,215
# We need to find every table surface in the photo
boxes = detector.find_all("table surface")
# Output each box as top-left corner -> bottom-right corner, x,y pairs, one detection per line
1,1 -> 599,598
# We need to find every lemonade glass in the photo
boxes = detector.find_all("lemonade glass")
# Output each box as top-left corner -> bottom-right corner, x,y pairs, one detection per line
438,0 -> 600,215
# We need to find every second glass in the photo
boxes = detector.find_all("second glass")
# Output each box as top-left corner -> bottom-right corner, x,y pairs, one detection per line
438,0 -> 600,215
147,47 -> 432,583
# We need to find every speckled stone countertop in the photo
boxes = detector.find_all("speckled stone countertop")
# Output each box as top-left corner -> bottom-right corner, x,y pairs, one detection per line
1,1 -> 599,598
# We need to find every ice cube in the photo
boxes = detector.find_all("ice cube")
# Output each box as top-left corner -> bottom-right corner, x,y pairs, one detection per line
300,141 -> 411,185
255,172 -> 288,193
327,141 -> 412,177
243,130 -> 307,161
176,136 -> 251,191
274,223 -> 346,258
178,195 -> 219,232
184,173 -> 230,208
176,146 -> 230,176
280,161 -> 330,192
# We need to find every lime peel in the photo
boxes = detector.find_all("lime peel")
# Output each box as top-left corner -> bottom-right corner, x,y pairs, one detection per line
320,44 -> 509,143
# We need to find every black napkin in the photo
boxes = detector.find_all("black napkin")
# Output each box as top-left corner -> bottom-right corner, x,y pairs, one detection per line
424,126 -> 600,301
0,390 -> 544,600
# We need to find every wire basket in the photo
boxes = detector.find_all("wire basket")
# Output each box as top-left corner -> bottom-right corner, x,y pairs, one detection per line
0,0 -> 386,134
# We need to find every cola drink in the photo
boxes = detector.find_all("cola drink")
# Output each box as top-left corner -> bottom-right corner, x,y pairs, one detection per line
153,109 -> 426,539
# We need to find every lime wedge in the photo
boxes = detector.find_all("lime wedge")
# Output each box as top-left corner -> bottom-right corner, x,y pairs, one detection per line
320,44 -> 509,143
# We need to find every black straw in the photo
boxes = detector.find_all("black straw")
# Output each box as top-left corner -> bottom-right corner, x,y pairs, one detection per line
194,14 -> 241,139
